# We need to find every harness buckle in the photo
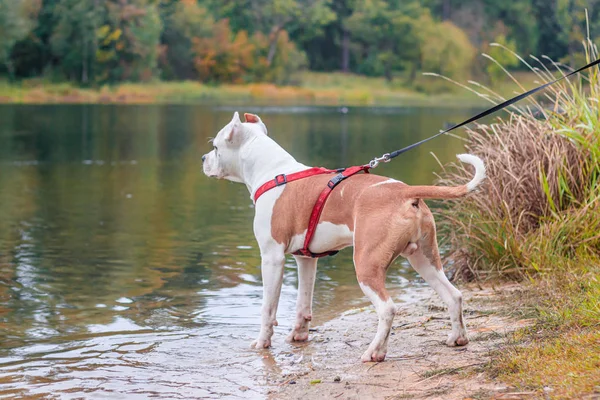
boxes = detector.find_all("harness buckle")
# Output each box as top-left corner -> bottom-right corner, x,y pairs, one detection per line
327,173 -> 346,189
274,174 -> 287,186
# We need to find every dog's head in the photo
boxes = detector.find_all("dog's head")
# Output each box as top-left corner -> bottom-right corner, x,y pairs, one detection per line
202,111 -> 267,182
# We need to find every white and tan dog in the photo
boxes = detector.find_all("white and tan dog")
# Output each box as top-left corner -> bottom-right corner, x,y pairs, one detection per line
202,112 -> 485,362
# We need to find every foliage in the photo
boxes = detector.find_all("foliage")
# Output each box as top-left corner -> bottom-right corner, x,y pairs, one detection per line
1,0 -> 600,85
102,0 -> 163,82
420,20 -> 475,81
346,0 -> 428,81
434,34 -> 600,399
192,19 -> 306,85
192,20 -> 255,84
159,0 -> 214,80
0,0 -> 38,79
436,38 -> 600,279
485,34 -> 519,85
50,0 -> 102,84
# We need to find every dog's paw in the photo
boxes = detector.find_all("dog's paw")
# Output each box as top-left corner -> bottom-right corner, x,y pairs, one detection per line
286,329 -> 309,343
446,331 -> 469,347
250,337 -> 272,349
361,347 -> 387,363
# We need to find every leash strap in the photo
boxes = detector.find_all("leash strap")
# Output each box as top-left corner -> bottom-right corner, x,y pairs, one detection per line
379,57 -> 600,161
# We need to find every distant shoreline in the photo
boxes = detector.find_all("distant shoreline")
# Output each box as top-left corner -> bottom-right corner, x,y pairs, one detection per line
0,82 -> 480,108
0,72 -> 536,108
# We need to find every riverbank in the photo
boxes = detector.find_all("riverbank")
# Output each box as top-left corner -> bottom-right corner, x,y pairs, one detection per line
0,71 -> 537,107
265,283 -> 534,400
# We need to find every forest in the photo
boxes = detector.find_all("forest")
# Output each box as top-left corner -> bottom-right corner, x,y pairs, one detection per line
0,0 -> 598,86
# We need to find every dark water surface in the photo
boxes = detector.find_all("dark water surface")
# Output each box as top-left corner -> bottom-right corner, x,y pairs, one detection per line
0,104 -> 474,398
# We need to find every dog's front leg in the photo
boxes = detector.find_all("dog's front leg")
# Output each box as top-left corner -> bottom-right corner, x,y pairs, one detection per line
251,250 -> 285,349
286,256 -> 318,342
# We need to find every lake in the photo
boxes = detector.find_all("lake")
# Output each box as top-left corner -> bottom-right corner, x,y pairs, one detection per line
0,104 -> 475,398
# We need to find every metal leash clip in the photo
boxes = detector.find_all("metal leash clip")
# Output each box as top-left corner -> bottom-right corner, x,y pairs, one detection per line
368,153 -> 391,168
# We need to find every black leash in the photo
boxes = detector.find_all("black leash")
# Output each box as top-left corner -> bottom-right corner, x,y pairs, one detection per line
368,57 -> 600,168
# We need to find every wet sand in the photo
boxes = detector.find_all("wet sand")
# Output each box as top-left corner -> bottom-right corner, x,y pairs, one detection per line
264,283 -> 531,400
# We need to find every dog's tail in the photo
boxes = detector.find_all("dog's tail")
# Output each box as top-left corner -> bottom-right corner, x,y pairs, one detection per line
403,154 -> 486,199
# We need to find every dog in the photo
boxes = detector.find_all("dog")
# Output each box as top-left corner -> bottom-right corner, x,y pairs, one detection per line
202,112 -> 485,362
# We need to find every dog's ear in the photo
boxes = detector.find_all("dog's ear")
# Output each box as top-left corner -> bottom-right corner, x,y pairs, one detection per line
244,113 -> 260,123
244,112 -> 268,135
225,111 -> 243,142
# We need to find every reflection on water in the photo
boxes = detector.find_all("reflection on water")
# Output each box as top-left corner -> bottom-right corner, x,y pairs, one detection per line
0,104 -> 474,398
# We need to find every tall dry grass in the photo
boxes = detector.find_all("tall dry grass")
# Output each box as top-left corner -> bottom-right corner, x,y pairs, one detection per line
434,37 -> 600,280
433,30 -> 600,398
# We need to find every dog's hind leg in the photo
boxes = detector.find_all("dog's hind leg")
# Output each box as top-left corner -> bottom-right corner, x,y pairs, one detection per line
407,236 -> 468,347
251,247 -> 286,349
353,249 -> 396,362
286,256 -> 318,342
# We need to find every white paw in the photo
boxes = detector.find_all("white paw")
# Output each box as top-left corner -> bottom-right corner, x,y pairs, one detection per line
286,329 -> 309,343
361,346 -> 387,362
446,331 -> 469,347
250,337 -> 272,349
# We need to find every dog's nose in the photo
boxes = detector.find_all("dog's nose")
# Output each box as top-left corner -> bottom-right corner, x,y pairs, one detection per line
202,155 -> 206,162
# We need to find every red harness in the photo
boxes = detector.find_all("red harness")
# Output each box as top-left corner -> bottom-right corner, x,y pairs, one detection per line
253,165 -> 370,258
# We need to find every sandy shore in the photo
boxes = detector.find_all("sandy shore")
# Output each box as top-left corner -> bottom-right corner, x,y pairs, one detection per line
261,283 -> 532,400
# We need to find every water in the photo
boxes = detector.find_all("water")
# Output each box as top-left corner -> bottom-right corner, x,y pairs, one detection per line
0,104 -> 475,398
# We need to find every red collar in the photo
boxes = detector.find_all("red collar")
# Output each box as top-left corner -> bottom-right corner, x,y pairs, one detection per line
253,167 -> 337,202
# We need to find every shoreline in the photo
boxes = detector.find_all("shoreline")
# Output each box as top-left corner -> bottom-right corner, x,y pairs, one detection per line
262,283 -> 532,400
0,80 -> 486,108
0,71 -> 540,107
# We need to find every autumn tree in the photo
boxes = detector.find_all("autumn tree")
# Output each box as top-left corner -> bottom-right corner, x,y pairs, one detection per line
100,0 -> 162,82
207,0 -> 334,66
159,0 -> 214,80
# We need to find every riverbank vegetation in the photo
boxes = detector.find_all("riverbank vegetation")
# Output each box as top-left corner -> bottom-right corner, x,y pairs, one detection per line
1,0 -> 598,97
436,39 -> 600,398
0,71 -> 541,106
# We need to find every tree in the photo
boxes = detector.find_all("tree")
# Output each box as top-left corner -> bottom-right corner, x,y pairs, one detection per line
50,0 -> 102,83
555,0 -> 600,65
486,34 -> 519,85
101,0 -> 163,82
158,0 -> 214,80
192,19 -> 255,83
206,0 -> 334,66
420,20 -> 475,80
0,0 -> 37,80
192,18 -> 307,85
346,0 -> 428,81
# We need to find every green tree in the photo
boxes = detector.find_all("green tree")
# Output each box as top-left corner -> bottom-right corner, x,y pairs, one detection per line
10,0 -> 58,79
556,0 -> 600,65
486,34 -> 519,85
346,0 -> 428,81
420,20 -> 475,80
50,0 -> 102,83
295,0 -> 358,72
0,0 -> 37,80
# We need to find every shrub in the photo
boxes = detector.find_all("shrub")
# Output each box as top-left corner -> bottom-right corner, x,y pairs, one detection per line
435,38 -> 600,280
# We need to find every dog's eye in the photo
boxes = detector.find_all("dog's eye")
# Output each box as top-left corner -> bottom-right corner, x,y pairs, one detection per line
213,146 -> 218,152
